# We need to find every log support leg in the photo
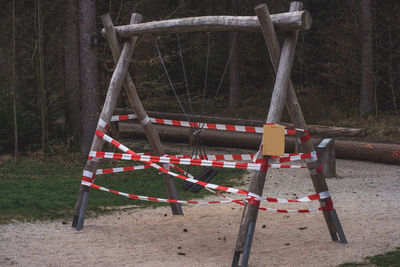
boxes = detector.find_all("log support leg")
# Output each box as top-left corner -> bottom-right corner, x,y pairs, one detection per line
232,169 -> 267,266
101,13 -> 183,216
233,2 -> 299,264
257,1 -> 346,243
232,1 -> 347,264
72,14 -> 178,230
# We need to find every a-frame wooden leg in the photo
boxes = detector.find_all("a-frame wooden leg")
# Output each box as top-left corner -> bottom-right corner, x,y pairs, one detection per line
101,13 -> 183,216
232,3 -> 301,266
256,2 -> 347,243
232,167 -> 268,267
72,14 -> 172,230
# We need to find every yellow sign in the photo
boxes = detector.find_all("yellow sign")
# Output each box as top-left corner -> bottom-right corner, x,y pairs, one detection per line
262,124 -> 285,156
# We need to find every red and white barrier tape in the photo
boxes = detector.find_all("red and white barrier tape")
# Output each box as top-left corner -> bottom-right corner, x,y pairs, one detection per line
110,114 -> 310,137
95,163 -> 193,178
167,154 -> 255,161
235,200 -> 327,213
270,151 -> 317,164
93,151 -> 316,165
81,180 -> 328,213
96,165 -> 152,175
94,130 -> 257,198
93,130 -> 325,201
111,114 -> 137,122
258,191 -> 330,203
89,151 -> 309,170
89,151 -> 152,162
89,151 -> 267,171
168,151 -> 317,164
81,180 -> 243,205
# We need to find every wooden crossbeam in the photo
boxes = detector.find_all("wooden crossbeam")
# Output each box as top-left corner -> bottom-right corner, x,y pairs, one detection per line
101,12 -> 312,37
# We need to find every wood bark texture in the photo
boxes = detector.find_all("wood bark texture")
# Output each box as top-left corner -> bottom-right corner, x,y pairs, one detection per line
12,0 -> 18,162
256,2 -> 343,242
101,13 -> 183,215
65,0 -> 81,141
102,11 -> 312,37
234,2 -> 302,254
72,14 -> 142,228
37,0 -> 47,152
79,0 -> 100,155
360,0 -> 375,117
229,31 -> 240,107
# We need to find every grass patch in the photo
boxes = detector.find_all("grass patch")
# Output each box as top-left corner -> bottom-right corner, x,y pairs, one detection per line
0,155 -> 244,224
338,247 -> 400,267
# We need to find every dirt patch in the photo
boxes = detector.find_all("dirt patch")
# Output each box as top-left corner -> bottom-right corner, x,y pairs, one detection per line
1,147 -> 399,266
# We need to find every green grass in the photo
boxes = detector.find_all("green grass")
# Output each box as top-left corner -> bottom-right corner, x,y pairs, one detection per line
338,247 -> 400,267
0,155 -> 244,224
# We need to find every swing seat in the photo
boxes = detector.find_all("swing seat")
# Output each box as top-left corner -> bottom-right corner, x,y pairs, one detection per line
182,168 -> 218,193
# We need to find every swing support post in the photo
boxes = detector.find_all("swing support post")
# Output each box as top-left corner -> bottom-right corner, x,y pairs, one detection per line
232,2 -> 346,266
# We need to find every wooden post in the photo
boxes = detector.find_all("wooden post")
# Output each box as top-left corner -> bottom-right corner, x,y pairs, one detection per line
72,14 -> 143,230
256,2 -> 346,243
232,3 -> 301,266
315,138 -> 336,178
101,13 -> 183,215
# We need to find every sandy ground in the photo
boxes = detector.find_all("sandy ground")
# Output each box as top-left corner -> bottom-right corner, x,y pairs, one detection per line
1,144 -> 400,266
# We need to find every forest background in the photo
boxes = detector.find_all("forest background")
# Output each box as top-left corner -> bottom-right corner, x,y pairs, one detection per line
1,0 -> 399,159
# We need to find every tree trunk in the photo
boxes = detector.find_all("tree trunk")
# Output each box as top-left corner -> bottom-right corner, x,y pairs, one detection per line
229,0 -> 240,108
65,0 -> 81,142
37,0 -> 47,152
12,0 -> 18,163
79,0 -> 100,155
360,0 -> 374,117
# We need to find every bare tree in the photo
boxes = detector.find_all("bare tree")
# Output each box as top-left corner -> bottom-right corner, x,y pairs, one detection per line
12,0 -> 18,162
65,0 -> 81,141
79,0 -> 100,155
229,0 -> 240,108
360,0 -> 375,117
37,0 -> 47,152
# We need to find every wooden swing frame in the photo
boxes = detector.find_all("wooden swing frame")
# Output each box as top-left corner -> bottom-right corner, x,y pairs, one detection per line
71,3 -> 347,266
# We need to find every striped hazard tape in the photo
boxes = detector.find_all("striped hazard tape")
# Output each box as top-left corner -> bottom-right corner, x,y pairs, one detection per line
89,151 -> 308,170
169,152 -> 316,164
96,165 -> 152,175
95,163 -> 192,177
269,151 -> 317,164
109,114 -> 310,138
91,130 -> 326,203
81,181 -> 244,205
94,130 -> 257,198
89,151 -> 268,171
235,200 -> 327,213
81,181 -> 329,212
167,153 -> 255,161
85,164 -> 329,204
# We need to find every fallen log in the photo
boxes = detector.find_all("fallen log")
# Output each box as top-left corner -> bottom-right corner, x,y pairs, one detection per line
114,109 -> 366,137
118,122 -> 400,165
